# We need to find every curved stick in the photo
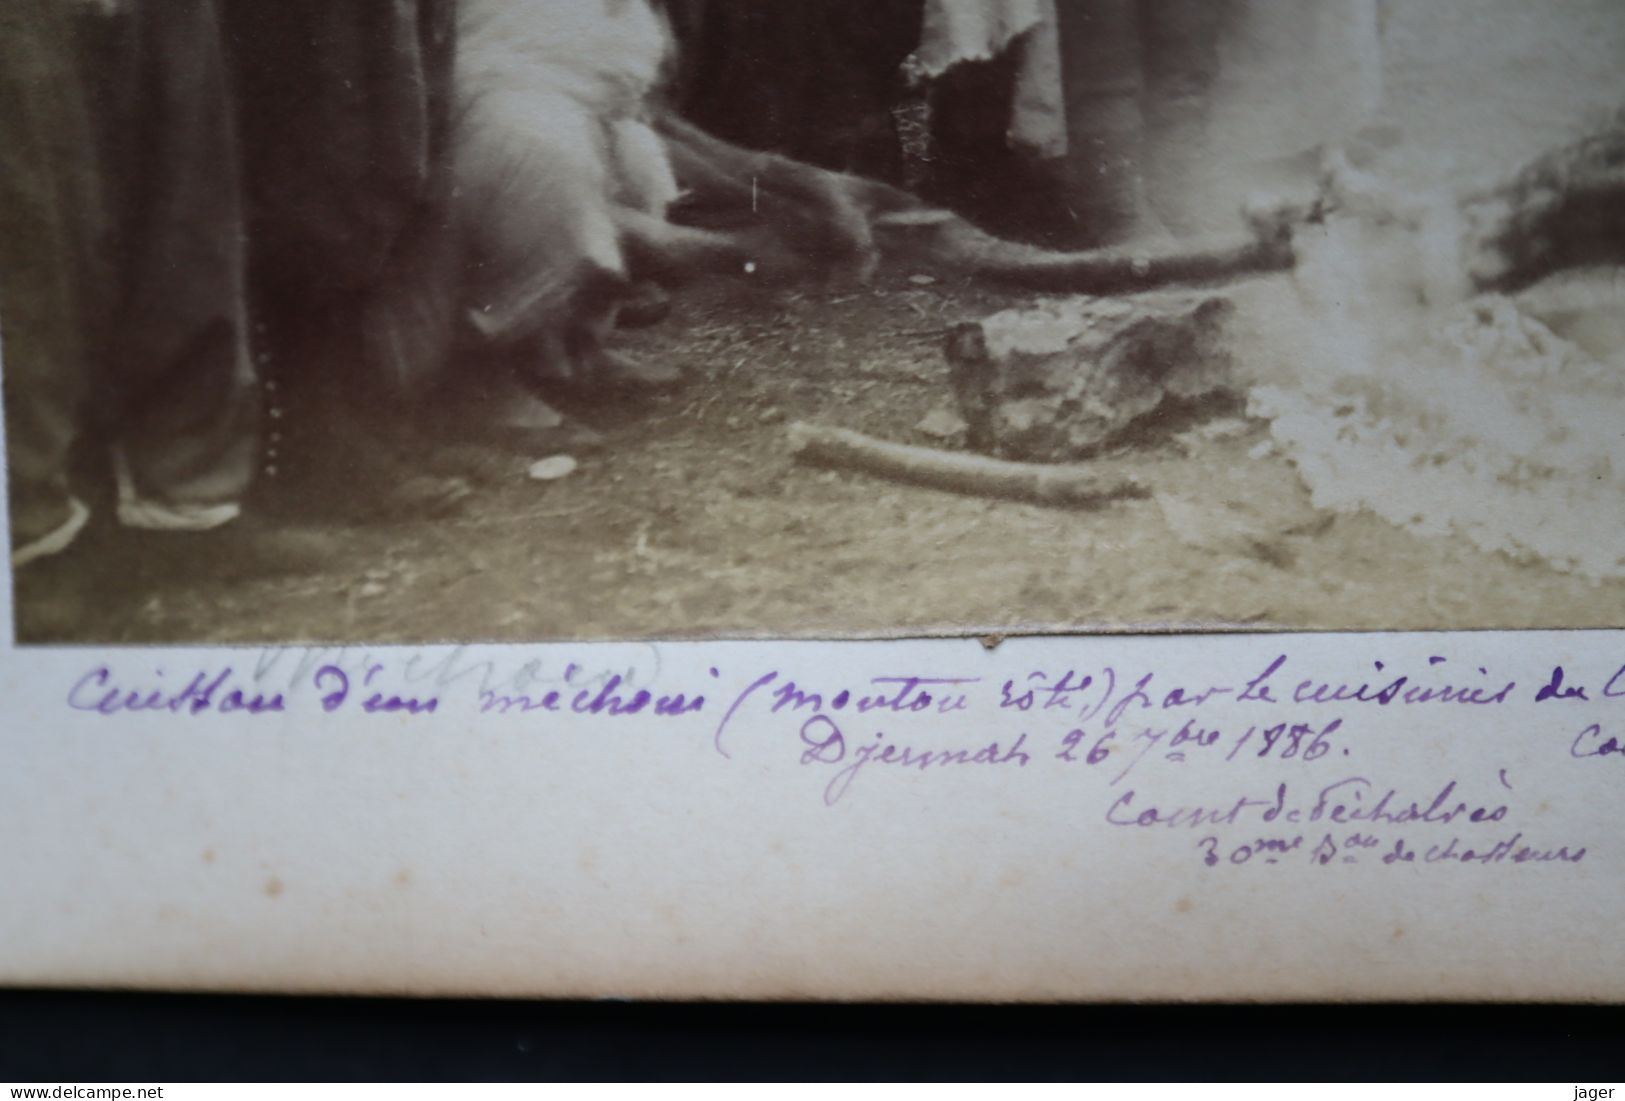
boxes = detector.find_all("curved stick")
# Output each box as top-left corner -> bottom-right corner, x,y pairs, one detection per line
788,421 -> 1147,508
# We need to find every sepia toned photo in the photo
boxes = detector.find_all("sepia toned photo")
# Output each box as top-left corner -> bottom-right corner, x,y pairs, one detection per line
3,0 -> 1624,645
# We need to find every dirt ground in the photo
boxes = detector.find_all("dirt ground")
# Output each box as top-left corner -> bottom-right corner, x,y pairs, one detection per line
17,265 -> 1625,646
13,0 -> 1625,645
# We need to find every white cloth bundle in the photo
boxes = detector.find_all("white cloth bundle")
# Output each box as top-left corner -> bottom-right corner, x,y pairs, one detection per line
916,0 -> 1067,158
455,0 -> 680,339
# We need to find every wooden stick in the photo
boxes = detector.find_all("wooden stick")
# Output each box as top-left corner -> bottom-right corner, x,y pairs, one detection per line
788,422 -> 1146,507
974,236 -> 1292,293
873,213 -> 1295,294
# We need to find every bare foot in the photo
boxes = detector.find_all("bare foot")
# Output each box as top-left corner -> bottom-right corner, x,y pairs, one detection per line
440,363 -> 608,454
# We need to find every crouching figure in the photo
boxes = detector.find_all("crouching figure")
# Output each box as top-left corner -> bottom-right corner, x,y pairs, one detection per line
455,0 -> 686,396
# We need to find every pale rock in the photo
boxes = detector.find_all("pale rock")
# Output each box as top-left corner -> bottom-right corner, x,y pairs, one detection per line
947,293 -> 1238,461
527,455 -> 579,481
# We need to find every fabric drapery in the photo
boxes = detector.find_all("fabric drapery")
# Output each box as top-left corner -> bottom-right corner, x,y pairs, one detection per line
916,0 -> 1065,158
219,0 -> 461,395
93,0 -> 259,516
0,0 -> 103,556
455,0 -> 678,344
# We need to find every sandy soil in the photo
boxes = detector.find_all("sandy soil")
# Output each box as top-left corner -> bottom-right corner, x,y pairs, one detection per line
13,0 -> 1625,645
19,266 -> 1625,646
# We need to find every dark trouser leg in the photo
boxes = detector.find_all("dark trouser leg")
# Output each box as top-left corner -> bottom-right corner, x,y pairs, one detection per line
1138,0 -> 1234,236
0,1 -> 100,558
218,0 -> 466,491
98,0 -> 258,519
1055,0 -> 1158,247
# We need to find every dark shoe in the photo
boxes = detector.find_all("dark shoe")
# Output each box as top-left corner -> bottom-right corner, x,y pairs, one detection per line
583,342 -> 685,395
616,281 -> 673,329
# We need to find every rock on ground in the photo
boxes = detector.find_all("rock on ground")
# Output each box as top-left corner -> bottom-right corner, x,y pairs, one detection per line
946,293 -> 1238,461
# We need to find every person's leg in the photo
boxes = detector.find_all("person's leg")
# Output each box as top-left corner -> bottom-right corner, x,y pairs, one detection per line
1138,0 -> 1233,237
206,0 -> 480,514
97,0 -> 258,530
0,0 -> 101,565
1054,0 -> 1163,246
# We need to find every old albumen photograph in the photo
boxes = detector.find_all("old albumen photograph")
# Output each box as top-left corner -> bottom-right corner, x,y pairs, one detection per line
3,0 -> 1624,643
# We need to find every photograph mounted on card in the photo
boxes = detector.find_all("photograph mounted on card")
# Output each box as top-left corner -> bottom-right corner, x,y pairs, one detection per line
6,0 -> 1625,1008
7,631 -> 1625,1000
5,0 -> 1625,645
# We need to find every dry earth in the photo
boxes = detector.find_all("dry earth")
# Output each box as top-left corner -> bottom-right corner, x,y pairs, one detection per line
13,0 -> 1625,644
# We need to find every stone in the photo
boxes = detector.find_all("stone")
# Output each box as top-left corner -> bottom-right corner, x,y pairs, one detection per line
914,405 -> 969,442
946,293 -> 1237,461
527,455 -> 579,482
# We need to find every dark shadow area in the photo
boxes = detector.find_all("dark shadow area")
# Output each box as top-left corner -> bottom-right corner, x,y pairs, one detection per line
1,991 -> 1621,1081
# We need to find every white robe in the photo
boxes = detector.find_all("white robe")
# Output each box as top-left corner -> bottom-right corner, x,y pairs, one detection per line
456,0 -> 681,340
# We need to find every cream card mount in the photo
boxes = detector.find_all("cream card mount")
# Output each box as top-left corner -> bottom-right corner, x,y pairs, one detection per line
1,631 -> 1621,1002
